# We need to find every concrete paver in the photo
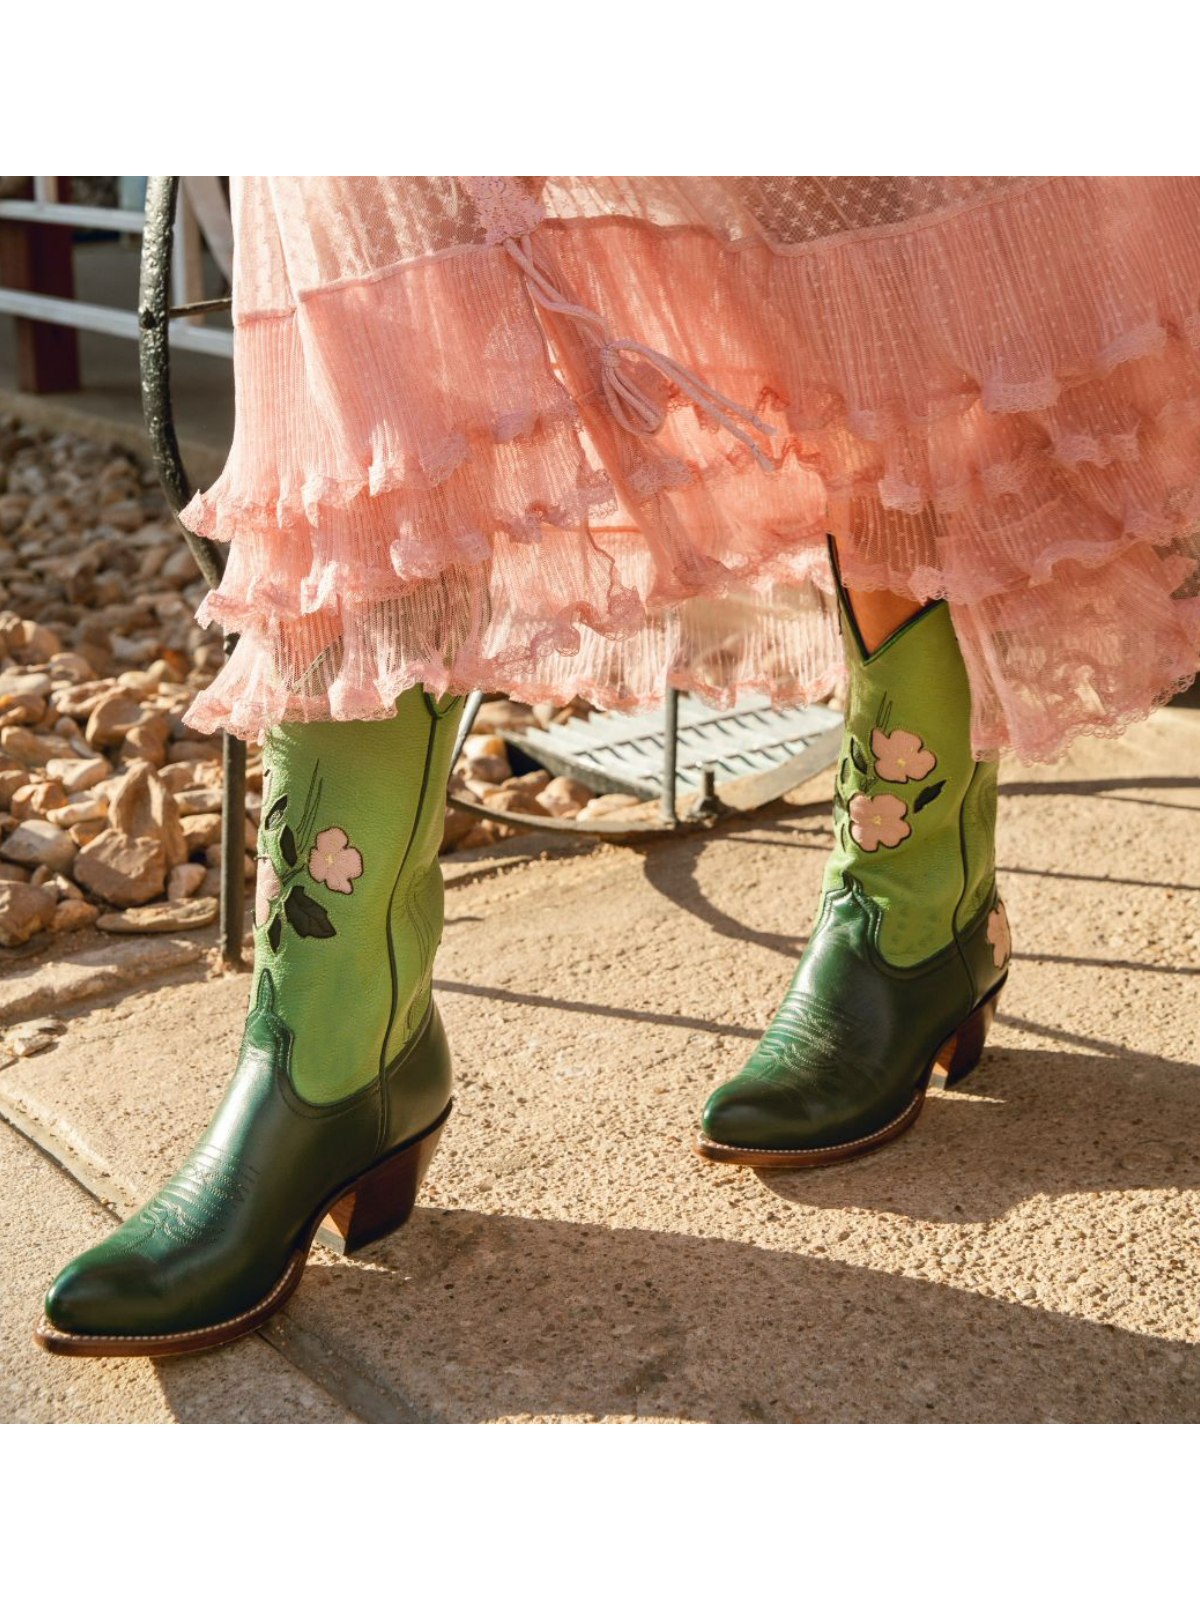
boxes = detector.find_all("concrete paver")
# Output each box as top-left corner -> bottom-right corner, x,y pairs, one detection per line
1,708 -> 1197,1421
0,935 -> 208,1028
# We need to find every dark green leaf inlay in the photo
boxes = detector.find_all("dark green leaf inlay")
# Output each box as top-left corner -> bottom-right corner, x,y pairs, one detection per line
280,826 -> 298,867
285,885 -> 336,939
914,780 -> 945,813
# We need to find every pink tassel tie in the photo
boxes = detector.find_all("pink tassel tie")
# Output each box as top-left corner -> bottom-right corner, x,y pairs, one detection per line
502,235 -> 777,471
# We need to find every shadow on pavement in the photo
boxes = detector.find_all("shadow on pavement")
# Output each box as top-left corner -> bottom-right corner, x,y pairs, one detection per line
150,1201 -> 1199,1424
143,1016 -> 1200,1422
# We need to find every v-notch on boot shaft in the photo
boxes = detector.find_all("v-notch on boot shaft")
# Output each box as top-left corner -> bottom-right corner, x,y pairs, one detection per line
697,568 -> 1010,1168
36,687 -> 464,1357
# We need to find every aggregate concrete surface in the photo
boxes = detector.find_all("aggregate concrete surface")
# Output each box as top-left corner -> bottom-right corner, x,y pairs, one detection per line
1,707 -> 1197,1422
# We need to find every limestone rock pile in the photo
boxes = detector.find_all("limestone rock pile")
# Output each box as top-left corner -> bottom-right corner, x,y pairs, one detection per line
0,416 -> 249,946
0,414 -> 607,942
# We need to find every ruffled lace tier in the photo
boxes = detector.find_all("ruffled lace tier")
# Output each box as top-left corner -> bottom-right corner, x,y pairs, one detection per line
182,176 -> 1200,760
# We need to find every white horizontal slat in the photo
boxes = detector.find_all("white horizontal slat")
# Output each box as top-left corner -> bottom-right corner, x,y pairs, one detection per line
0,288 -> 233,356
0,200 -> 147,234
165,322 -> 235,357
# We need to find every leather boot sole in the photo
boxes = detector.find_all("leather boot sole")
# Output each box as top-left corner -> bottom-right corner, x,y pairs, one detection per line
694,980 -> 1006,1170
32,1102 -> 451,1359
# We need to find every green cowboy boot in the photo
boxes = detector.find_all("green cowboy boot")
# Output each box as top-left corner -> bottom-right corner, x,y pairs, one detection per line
36,686 -> 464,1356
696,561 -> 1010,1169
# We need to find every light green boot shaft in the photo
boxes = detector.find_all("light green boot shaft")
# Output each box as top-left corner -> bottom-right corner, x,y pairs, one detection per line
254,689 -> 463,1103
825,593 -> 998,965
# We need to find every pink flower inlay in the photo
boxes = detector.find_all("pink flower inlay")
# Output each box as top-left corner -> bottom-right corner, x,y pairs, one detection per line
308,826 -> 363,895
255,857 -> 282,926
987,901 -> 1011,966
871,727 -> 936,783
849,791 -> 911,852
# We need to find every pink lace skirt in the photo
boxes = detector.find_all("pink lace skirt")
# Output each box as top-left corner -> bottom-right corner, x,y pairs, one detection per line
182,177 -> 1200,761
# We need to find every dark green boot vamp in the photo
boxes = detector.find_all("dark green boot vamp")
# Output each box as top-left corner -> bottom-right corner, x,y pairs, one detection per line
702,881 -> 986,1155
43,985 -> 452,1341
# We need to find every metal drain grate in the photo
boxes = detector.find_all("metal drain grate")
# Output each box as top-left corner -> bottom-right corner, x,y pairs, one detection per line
506,693 -> 844,800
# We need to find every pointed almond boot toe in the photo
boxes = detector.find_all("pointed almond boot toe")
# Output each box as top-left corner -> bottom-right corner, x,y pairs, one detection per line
43,1250 -> 166,1342
698,1004 -> 925,1165
35,989 -> 453,1356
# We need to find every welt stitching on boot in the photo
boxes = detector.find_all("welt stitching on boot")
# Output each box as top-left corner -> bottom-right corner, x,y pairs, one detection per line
698,582 -> 1010,1165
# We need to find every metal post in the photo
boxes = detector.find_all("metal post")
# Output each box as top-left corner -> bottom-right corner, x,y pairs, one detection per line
451,689 -> 485,768
660,686 -> 679,825
139,177 -> 245,965
138,178 -> 225,590
691,761 -> 724,820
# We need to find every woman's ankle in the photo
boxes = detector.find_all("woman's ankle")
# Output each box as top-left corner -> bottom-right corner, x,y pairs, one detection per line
830,529 -> 926,653
843,585 -> 924,653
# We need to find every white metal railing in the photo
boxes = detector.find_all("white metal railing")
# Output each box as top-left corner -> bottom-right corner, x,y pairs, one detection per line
0,177 -> 233,359
0,284 -> 234,356
0,199 -> 148,234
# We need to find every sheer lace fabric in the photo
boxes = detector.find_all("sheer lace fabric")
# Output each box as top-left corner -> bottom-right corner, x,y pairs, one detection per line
183,176 -> 1200,760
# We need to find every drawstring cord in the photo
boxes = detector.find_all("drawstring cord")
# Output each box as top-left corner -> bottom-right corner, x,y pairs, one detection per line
502,234 -> 777,472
